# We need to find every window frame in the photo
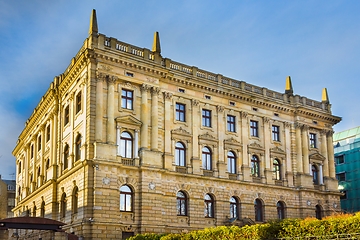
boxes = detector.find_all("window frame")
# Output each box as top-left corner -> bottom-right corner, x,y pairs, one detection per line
204,194 -> 214,218
272,125 -> 280,142
273,159 -> 281,180
63,144 -> 69,169
254,198 -> 263,222
312,164 -> 319,185
176,191 -> 187,216
175,142 -> 186,167
230,196 -> 239,219
202,146 -> 212,170
335,155 -> 345,164
251,155 -> 260,177
75,135 -> 81,161
309,133 -> 317,148
277,201 -> 285,220
120,131 -> 133,158
64,105 -> 70,126
336,172 -> 346,182
121,89 -> 134,110
120,185 -> 133,212
175,103 -> 186,122
227,151 -> 236,174
75,91 -> 82,114
227,115 -> 236,132
250,120 -> 259,137
202,109 -> 212,127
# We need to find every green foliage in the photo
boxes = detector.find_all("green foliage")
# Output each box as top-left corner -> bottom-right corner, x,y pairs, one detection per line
129,213 -> 360,240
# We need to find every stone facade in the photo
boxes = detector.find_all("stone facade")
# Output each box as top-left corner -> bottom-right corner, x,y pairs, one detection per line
12,10 -> 342,240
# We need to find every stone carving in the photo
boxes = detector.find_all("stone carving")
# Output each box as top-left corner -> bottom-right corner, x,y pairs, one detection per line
151,87 -> 160,95
172,127 -> 191,135
216,105 -> 224,113
199,132 -> 216,140
192,99 -> 199,106
163,91 -> 173,100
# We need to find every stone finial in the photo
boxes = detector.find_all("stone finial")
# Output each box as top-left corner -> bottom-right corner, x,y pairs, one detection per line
89,9 -> 98,35
285,76 -> 293,95
322,88 -> 329,103
152,32 -> 161,53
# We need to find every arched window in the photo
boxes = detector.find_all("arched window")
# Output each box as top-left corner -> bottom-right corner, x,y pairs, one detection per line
202,147 -> 212,170
254,198 -> 263,222
72,187 -> 78,214
230,196 -> 239,219
175,142 -> 186,167
277,201 -> 285,220
315,205 -> 322,220
204,194 -> 214,218
312,165 -> 319,185
63,144 -> 69,169
40,201 -> 45,218
120,185 -> 133,212
273,159 -> 281,180
75,135 -> 81,161
176,191 -> 187,216
60,193 -> 67,218
228,151 -> 236,174
120,132 -> 133,158
251,155 -> 260,177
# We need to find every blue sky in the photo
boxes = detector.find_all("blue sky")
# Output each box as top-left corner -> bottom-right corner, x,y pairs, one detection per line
0,0 -> 359,179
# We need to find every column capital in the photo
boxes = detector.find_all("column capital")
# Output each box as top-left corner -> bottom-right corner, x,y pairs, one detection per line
263,117 -> 270,123
141,84 -> 151,92
240,111 -> 248,118
284,122 -> 291,128
151,87 -> 161,95
96,72 -> 107,82
107,75 -> 118,84
192,99 -> 199,106
163,91 -> 173,100
294,122 -> 303,129
216,105 -> 224,113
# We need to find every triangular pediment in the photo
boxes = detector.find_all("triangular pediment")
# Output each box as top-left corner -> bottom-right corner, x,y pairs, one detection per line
309,152 -> 326,161
171,127 -> 191,136
116,115 -> 142,126
224,137 -> 241,145
198,132 -> 216,140
248,142 -> 263,149
270,146 -> 285,154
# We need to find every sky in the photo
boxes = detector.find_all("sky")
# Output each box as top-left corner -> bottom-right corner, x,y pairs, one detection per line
0,0 -> 359,179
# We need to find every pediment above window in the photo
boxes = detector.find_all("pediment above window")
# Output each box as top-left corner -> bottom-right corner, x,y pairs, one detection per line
171,127 -> 192,142
198,132 -> 216,141
248,142 -> 264,150
270,146 -> 285,155
116,115 -> 142,129
171,127 -> 191,136
309,152 -> 326,161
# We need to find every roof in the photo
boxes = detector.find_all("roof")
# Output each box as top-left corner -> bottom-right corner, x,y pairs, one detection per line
333,126 -> 360,142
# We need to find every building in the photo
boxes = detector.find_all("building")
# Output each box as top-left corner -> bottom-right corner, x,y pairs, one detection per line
334,126 -> 360,213
0,176 -> 16,239
12,9 -> 342,239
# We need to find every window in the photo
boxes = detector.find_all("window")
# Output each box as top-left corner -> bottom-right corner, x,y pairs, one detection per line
176,103 -> 186,122
204,194 -> 214,218
250,120 -> 259,137
315,205 -> 322,220
272,125 -> 280,142
254,199 -> 263,222
277,201 -> 285,220
38,135 -> 41,151
230,197 -> 239,219
33,206 -> 37,217
120,131 -> 133,158
46,125 -> 51,142
120,185 -> 133,212
178,88 -> 185,93
335,155 -> 345,164
228,151 -> 236,174
227,115 -> 236,132
75,135 -> 81,161
121,89 -> 133,110
336,172 -> 346,182
251,155 -> 260,177
202,109 -> 211,127
18,161 -> 21,174
202,147 -> 212,170
273,159 -> 281,180
72,187 -> 78,214
175,142 -> 186,167
46,159 -> 50,170
312,165 -> 319,185
64,105 -> 70,126
176,191 -> 187,216
63,144 -> 69,169
76,91 -> 82,114
40,201 -> 45,218
309,133 -> 317,148
60,193 -> 66,218
30,144 -> 34,159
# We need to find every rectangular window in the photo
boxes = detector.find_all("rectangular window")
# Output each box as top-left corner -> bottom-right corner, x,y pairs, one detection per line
227,115 -> 236,132
335,155 -> 345,164
64,106 -> 70,126
121,89 -> 133,110
38,136 -> 41,151
76,91 -> 82,114
202,109 -> 211,127
250,120 -> 258,137
336,172 -> 346,182
46,125 -> 51,142
176,103 -> 186,122
309,133 -> 317,148
272,125 -> 280,141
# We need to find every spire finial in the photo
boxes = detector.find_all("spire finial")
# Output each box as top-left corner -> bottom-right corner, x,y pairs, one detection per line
322,88 -> 329,103
89,9 -> 98,36
152,32 -> 161,53
285,76 -> 293,94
